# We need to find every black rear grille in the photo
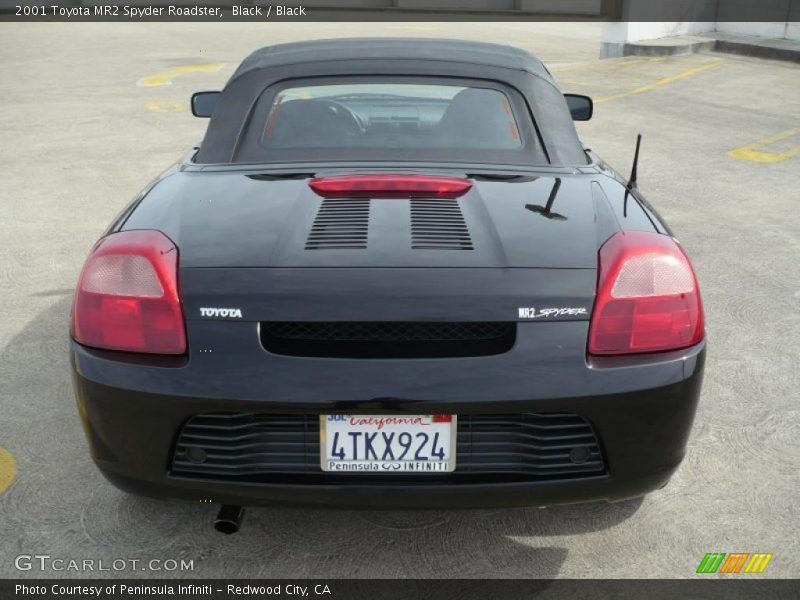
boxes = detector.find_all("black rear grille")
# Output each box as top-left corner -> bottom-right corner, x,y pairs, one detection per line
410,198 -> 473,250
260,321 -> 516,358
171,412 -> 605,485
305,198 -> 370,250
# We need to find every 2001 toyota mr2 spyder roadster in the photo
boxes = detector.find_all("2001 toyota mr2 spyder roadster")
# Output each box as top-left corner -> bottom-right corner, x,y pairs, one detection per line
70,39 -> 705,525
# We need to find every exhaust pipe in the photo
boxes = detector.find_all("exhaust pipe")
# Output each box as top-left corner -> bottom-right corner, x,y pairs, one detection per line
214,505 -> 244,534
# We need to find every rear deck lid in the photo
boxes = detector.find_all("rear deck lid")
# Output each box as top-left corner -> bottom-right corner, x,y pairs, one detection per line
123,172 -> 601,269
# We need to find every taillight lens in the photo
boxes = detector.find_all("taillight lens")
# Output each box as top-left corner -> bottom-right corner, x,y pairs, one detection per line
72,230 -> 186,354
588,231 -> 704,355
309,175 -> 472,198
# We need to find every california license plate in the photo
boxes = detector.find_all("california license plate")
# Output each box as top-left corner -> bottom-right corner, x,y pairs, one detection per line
320,415 -> 457,473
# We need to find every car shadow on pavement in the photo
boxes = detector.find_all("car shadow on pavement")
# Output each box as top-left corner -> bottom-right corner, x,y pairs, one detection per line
0,297 -> 642,579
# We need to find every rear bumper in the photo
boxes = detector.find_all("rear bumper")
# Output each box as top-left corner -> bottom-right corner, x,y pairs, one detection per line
70,329 -> 705,509
100,469 -> 671,510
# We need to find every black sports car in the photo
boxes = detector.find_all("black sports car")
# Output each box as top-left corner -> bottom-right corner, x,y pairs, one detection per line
70,39 -> 705,526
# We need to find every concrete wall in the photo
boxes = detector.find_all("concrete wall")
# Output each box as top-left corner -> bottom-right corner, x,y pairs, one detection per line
602,22 -> 716,44
602,20 -> 800,51
600,21 -> 715,57
600,0 -> 800,50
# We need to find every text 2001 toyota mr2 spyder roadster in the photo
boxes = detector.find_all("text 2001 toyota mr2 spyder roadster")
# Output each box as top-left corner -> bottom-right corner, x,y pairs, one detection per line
70,39 -> 705,514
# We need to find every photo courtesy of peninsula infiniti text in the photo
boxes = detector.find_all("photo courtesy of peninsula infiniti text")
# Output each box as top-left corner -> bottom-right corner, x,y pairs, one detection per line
69,39 -> 706,516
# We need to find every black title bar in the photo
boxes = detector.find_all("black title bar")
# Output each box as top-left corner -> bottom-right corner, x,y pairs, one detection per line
1,0 -> 799,22
3,579 -> 800,600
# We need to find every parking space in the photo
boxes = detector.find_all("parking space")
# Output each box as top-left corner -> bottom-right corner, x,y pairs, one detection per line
0,22 -> 798,579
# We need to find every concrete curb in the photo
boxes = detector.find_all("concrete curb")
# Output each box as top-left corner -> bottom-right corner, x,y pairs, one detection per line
624,39 -> 716,58
712,38 -> 800,63
620,35 -> 800,63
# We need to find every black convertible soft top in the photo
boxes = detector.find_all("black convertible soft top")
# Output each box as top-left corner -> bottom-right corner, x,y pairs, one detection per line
230,38 -> 555,82
194,38 -> 587,166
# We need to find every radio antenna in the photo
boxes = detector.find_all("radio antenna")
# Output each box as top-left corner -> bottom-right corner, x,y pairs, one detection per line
628,134 -> 642,191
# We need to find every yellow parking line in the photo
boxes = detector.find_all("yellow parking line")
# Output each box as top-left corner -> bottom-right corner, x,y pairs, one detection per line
728,127 -> 800,163
595,59 -> 724,103
0,447 -> 17,495
550,56 -> 665,74
137,63 -> 223,87
559,80 -> 634,89
145,100 -> 187,113
586,71 -> 682,81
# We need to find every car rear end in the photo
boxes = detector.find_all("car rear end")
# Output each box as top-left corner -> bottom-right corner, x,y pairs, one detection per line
70,172 -> 705,509
69,69 -> 705,508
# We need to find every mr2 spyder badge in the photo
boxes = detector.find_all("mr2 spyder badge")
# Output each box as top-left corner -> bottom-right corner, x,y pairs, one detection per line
518,307 -> 588,319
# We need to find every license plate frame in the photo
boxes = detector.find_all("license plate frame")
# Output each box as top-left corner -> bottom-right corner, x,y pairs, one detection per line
320,415 -> 457,474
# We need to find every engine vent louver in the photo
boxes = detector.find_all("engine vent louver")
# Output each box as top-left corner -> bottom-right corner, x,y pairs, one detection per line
305,197 -> 473,251
410,198 -> 473,250
305,198 -> 370,250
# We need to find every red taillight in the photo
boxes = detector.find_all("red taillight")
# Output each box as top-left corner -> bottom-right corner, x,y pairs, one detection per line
72,230 -> 186,354
588,231 -> 704,356
309,175 -> 472,198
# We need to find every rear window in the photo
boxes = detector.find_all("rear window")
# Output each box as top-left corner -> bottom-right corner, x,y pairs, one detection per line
233,78 -> 547,165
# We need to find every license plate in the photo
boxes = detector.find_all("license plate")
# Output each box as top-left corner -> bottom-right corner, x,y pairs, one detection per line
320,415 -> 456,473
